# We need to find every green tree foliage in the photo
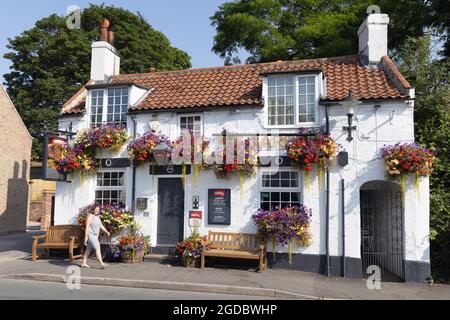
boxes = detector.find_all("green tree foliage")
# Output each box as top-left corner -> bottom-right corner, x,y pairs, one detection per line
211,0 -> 443,64
397,36 -> 450,281
3,4 -> 191,159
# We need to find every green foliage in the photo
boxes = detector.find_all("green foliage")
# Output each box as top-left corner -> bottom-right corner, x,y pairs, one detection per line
3,4 -> 191,159
397,36 -> 450,281
211,0 -> 443,64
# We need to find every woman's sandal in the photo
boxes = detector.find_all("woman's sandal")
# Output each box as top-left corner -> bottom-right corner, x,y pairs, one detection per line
80,264 -> 91,269
101,263 -> 109,269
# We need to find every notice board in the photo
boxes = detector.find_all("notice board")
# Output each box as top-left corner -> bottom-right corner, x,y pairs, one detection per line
208,189 -> 231,225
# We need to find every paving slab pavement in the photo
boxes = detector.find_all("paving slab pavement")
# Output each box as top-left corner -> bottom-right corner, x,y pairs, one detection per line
0,232 -> 449,300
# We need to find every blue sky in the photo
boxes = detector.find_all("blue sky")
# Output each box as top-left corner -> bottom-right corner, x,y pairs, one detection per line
0,0 -> 244,82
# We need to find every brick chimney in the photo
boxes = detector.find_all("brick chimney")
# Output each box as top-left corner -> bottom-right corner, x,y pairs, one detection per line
90,19 -> 120,82
358,13 -> 389,66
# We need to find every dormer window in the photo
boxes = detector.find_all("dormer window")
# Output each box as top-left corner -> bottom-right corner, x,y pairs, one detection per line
266,74 -> 319,127
89,87 -> 129,127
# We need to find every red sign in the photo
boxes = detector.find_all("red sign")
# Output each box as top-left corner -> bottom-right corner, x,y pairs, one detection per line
189,211 -> 202,219
214,190 -> 225,197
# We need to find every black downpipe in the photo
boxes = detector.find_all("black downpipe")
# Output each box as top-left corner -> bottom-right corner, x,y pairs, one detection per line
131,115 -> 137,214
325,106 -> 330,277
341,178 -> 346,277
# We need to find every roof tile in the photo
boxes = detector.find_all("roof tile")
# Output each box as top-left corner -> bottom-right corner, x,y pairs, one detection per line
61,55 -> 410,115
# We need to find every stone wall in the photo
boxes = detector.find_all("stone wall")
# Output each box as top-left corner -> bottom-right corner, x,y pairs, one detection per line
0,86 -> 32,234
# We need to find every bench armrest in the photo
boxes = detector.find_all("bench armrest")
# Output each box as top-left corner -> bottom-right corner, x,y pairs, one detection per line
201,240 -> 212,247
32,235 -> 46,241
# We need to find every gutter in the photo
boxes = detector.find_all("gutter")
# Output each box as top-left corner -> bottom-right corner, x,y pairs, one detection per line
325,105 -> 331,277
341,178 -> 346,277
131,115 -> 137,214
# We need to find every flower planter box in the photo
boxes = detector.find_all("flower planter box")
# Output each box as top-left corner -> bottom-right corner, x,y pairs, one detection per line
121,250 -> 144,264
183,258 -> 200,268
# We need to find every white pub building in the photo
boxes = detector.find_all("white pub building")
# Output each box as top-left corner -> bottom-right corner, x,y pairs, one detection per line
54,12 -> 430,282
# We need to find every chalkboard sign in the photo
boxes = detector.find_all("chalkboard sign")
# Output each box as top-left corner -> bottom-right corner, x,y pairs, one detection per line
208,189 -> 231,225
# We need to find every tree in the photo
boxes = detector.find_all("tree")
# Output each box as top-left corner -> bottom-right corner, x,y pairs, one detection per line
397,36 -> 450,281
211,0 -> 441,64
3,4 -> 191,159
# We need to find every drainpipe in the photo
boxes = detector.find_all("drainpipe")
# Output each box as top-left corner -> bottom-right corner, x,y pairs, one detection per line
325,106 -> 330,277
131,115 -> 137,214
341,178 -> 346,277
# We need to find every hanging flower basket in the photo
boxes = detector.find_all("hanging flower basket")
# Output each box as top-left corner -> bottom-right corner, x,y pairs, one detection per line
380,143 -> 435,178
380,143 -> 436,202
48,143 -> 97,176
171,133 -> 211,191
252,206 -> 313,264
286,134 -> 337,171
74,124 -> 128,154
128,131 -> 170,165
286,134 -> 337,190
47,125 -> 128,177
77,203 -> 133,235
212,130 -> 258,179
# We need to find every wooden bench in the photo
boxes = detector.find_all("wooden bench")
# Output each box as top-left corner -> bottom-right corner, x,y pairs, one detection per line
200,231 -> 267,272
32,225 -> 84,262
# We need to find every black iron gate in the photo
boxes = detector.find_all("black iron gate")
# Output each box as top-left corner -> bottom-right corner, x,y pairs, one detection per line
360,189 -> 404,282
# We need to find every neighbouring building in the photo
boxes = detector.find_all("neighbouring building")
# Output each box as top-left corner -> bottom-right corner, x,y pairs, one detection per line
54,13 -> 430,282
29,162 -> 56,230
0,85 -> 32,234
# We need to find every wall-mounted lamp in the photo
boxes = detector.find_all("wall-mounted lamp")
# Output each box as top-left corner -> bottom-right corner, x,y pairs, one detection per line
153,143 -> 171,166
341,91 -> 361,142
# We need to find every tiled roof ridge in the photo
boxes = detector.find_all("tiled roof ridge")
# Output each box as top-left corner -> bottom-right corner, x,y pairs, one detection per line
62,80 -> 94,108
381,56 -> 412,90
114,55 -> 360,78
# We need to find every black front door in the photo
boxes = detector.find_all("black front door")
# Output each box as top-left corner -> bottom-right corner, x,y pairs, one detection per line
157,178 -> 185,246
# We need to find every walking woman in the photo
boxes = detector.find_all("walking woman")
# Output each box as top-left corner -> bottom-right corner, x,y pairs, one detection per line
81,206 -> 110,269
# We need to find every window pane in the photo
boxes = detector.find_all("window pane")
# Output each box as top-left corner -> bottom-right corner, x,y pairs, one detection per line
271,192 -> 280,201
299,114 -> 307,123
281,193 -> 290,201
307,76 -> 315,83
261,192 -> 270,202
291,193 -> 300,202
299,86 -> 307,95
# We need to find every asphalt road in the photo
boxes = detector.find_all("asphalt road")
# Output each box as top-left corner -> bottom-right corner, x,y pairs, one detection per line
0,278 -> 277,300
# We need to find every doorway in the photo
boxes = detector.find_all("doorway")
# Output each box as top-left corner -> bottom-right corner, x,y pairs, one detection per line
157,178 -> 185,247
360,181 -> 404,282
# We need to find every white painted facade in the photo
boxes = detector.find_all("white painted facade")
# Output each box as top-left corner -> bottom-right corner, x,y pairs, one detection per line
57,97 -> 429,262
54,13 -> 430,280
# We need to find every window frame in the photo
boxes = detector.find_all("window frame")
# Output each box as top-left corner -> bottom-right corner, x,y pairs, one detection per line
95,169 -> 127,206
264,74 -> 321,128
88,87 -> 129,127
177,114 -> 203,137
259,168 -> 303,211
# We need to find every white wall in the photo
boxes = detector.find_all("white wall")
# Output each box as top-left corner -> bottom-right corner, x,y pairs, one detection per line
56,96 -> 429,263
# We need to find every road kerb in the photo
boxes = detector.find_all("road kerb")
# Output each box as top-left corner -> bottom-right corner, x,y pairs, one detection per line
0,273 -> 320,299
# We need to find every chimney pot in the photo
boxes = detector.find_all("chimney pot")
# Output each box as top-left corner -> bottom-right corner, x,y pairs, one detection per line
108,25 -> 116,46
91,19 -> 120,81
148,68 -> 156,73
100,19 -> 110,42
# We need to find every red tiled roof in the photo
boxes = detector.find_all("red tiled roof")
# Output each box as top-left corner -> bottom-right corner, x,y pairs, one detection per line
60,80 -> 93,116
61,55 -> 410,115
